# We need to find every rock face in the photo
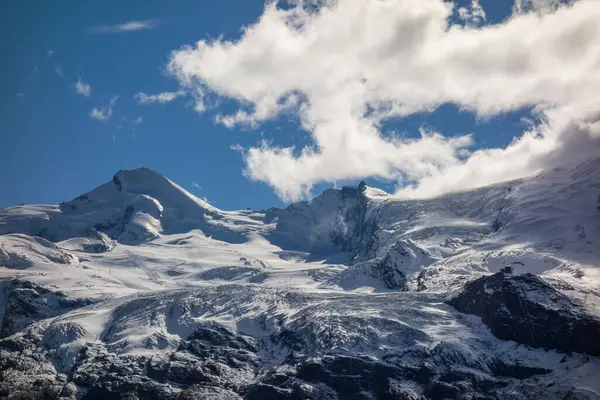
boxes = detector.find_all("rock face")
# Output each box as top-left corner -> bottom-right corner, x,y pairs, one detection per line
0,285 -> 570,400
342,239 -> 437,290
264,184 -> 378,254
0,279 -> 93,338
0,247 -> 34,269
448,272 -> 600,356
58,228 -> 115,253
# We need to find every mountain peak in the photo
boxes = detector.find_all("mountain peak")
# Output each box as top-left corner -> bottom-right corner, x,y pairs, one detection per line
111,167 -> 169,193
71,167 -> 216,216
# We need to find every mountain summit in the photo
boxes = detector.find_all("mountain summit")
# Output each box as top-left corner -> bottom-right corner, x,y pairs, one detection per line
1,168 -> 221,244
62,167 -> 215,215
1,158 -> 600,398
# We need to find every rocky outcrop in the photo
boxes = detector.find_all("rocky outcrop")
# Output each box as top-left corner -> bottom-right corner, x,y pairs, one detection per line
448,272 -> 600,356
335,239 -> 436,290
0,279 -> 92,338
0,247 -> 34,269
0,282 -> 574,399
265,183 -> 377,254
59,228 -> 115,253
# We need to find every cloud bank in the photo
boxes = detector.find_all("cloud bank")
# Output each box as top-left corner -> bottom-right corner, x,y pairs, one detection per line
168,0 -> 600,201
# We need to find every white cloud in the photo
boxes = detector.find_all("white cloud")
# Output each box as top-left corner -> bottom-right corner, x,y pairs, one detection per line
133,116 -> 144,124
192,182 -> 202,190
230,144 -> 245,153
395,102 -> 600,199
512,0 -> 572,14
55,64 -> 65,77
458,0 -> 486,26
168,0 -> 600,201
88,20 -> 158,34
74,78 -> 91,97
135,91 -> 183,104
215,93 -> 300,128
90,95 -> 118,121
89,108 -> 111,121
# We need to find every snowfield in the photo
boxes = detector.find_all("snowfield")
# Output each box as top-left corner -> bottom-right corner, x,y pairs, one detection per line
1,159 -> 600,399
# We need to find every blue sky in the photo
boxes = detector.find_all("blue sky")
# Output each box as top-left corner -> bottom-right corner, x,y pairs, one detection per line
2,0 -> 597,210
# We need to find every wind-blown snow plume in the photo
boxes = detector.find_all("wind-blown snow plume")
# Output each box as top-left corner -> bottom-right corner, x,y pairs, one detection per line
168,0 -> 600,201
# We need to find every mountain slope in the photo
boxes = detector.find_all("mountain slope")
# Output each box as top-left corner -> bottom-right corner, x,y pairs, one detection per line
1,159 -> 600,399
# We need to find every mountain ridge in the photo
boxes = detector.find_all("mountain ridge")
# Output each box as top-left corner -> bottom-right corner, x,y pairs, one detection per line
1,158 -> 600,399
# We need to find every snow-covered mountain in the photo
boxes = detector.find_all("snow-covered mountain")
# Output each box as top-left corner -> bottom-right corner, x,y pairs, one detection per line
1,158 -> 600,399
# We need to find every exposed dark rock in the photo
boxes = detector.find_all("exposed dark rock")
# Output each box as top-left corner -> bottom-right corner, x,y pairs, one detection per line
448,273 -> 600,356
293,355 -> 418,399
0,330 -> 579,400
438,366 -> 506,393
0,279 -> 93,338
181,322 -> 259,355
265,184 -> 376,256
144,323 -> 260,389
82,375 -> 175,400
0,346 -> 67,398
92,205 -> 136,240
370,256 -> 409,290
245,384 -> 295,400
113,172 -> 123,192
0,248 -> 34,269
424,380 -> 461,399
177,385 -> 242,400
196,266 -> 263,281
78,228 -> 115,253
489,359 -> 551,379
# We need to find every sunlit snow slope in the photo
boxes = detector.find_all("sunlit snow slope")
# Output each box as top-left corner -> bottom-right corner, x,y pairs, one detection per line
1,159 -> 600,399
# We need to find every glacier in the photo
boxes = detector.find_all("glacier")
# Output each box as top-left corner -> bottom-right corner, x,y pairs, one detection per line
0,158 -> 599,399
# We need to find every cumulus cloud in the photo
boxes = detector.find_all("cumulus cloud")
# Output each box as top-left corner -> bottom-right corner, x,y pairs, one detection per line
396,102 -> 600,199
88,20 -> 159,34
74,78 -> 91,96
135,91 -> 183,104
167,0 -> 600,201
90,95 -> 118,121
